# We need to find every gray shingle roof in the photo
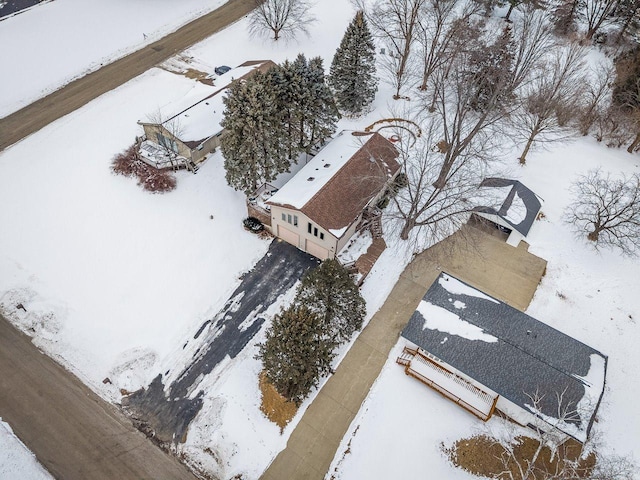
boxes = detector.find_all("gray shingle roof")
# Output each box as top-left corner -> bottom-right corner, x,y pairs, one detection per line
474,178 -> 542,236
401,273 -> 607,442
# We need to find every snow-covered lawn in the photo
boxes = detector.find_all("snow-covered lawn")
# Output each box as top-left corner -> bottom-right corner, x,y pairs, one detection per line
0,66 -> 270,395
0,1 -> 363,477
0,0 -> 227,117
0,419 -> 52,480
1,0 -> 639,478
329,138 -> 640,479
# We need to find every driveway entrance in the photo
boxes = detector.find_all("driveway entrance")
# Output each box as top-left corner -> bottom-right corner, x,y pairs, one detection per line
262,222 -> 547,480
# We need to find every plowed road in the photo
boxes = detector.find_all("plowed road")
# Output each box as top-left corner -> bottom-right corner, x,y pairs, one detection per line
0,314 -> 197,479
0,0 -> 256,152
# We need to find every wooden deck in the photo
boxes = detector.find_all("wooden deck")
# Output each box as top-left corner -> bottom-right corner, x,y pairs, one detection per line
355,237 -> 386,282
397,346 -> 498,421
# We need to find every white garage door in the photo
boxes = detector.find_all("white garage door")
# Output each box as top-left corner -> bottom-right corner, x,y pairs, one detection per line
306,239 -> 330,260
278,225 -> 299,248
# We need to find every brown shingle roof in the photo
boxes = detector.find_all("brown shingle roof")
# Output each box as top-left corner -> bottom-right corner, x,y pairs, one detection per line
301,132 -> 400,233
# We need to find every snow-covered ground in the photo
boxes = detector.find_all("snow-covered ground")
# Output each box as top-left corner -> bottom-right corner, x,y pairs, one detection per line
1,0 -> 639,478
329,139 -> 640,479
0,1 -> 360,477
0,419 -> 52,480
0,0 -> 227,117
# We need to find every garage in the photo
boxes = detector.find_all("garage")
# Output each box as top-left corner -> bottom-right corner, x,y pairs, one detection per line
278,225 -> 299,248
306,239 -> 330,260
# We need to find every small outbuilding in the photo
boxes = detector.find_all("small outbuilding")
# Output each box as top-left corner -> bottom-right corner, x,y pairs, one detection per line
398,272 -> 607,443
264,131 -> 401,260
137,60 -> 276,170
473,178 -> 543,247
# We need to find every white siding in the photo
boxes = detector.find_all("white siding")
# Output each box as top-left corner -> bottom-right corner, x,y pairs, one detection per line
269,205 -> 340,260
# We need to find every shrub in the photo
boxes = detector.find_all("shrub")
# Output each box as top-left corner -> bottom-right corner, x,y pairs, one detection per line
111,145 -> 177,193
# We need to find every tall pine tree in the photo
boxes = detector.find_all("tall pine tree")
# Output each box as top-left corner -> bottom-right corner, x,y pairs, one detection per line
300,56 -> 339,154
258,305 -> 337,405
221,72 -> 288,195
328,10 -> 378,117
222,58 -> 338,194
295,259 -> 366,344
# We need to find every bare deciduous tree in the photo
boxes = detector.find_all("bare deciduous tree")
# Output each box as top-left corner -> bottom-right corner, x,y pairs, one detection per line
387,121 -> 488,251
564,169 -> 640,255
510,4 -> 556,90
583,0 -> 619,40
514,43 -> 587,164
145,111 -> 194,172
415,0 -> 481,91
551,0 -> 583,36
248,0 -> 316,41
359,0 -> 427,98
579,62 -> 613,136
424,32 -> 516,190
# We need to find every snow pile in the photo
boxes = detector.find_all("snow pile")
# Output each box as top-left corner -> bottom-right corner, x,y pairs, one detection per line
337,230 -> 373,264
0,419 -> 52,480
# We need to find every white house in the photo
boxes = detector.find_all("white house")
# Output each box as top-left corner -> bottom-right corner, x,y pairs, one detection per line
398,272 -> 607,444
263,131 -> 401,260
137,60 -> 276,170
473,178 -> 543,247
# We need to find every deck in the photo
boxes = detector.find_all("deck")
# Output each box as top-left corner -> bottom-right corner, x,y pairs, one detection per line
397,346 -> 498,421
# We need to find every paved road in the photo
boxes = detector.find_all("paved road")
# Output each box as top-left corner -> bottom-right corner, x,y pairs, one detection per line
0,0 -> 257,151
0,314 -> 197,480
262,224 -> 547,479
124,240 -> 319,445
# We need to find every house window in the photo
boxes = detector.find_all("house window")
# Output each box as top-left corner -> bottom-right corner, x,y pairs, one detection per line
282,213 -> 286,221
320,232 -> 324,240
287,214 -> 292,224
294,215 -> 298,227
308,222 -> 312,234
314,227 -> 318,237
157,133 -> 178,153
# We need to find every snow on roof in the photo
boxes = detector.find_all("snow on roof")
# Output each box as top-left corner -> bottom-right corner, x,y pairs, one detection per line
474,178 -> 543,237
402,273 -> 607,443
268,131 -> 401,233
417,300 -> 498,343
152,61 -> 274,146
268,132 -> 368,209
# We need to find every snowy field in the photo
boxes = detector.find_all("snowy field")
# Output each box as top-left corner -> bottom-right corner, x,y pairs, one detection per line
330,139 -> 640,479
1,0 -> 639,478
0,0 -> 227,117
0,419 -> 52,480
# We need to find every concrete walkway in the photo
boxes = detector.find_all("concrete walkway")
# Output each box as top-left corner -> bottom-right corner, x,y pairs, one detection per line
261,224 -> 547,480
0,0 -> 256,151
0,314 -> 197,480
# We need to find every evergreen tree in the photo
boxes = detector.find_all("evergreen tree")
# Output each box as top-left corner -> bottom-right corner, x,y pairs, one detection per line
258,305 -> 337,404
221,58 -> 338,193
295,259 -> 366,343
302,57 -> 340,154
268,59 -> 306,162
220,72 -> 289,195
468,25 -> 516,112
328,10 -> 378,117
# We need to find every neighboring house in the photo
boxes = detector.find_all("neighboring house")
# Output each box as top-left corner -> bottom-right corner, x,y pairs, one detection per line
473,178 -> 543,247
263,131 -> 401,260
137,60 -> 276,170
398,273 -> 607,444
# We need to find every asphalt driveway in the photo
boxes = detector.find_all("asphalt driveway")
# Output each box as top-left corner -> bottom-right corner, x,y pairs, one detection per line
123,239 -> 319,444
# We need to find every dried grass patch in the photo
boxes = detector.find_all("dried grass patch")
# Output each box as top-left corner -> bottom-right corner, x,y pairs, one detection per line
445,435 -> 595,479
259,372 -> 297,432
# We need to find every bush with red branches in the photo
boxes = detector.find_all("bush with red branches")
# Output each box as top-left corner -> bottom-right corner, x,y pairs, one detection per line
111,145 -> 176,193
